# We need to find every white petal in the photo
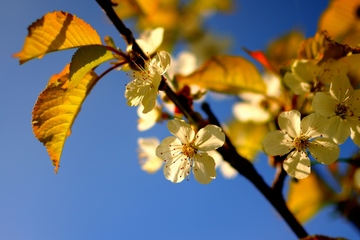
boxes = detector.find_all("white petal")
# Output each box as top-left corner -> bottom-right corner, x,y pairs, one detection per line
312,92 -> 337,118
330,74 -> 353,103
194,125 -> 225,151
137,105 -> 160,131
141,86 -> 158,113
208,150 -> 223,168
167,119 -> 195,144
156,136 -> 183,160
301,113 -> 328,138
125,80 -> 143,107
174,51 -> 197,76
263,131 -> 294,156
349,121 -> 360,146
138,138 -> 163,173
308,138 -> 339,164
163,154 -> 191,183
278,110 -> 301,138
319,59 -> 348,84
193,153 -> 216,184
292,60 -> 318,82
151,51 -> 171,75
283,72 -> 311,95
141,156 -> 164,173
233,102 -> 271,123
136,27 -> 164,55
138,137 -> 160,156
283,151 -> 311,179
325,116 -> 350,144
348,89 -> 360,119
219,161 -> 237,179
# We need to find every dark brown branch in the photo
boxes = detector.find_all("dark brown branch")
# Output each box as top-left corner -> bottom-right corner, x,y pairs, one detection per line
337,199 -> 360,234
202,102 -> 308,238
95,1 -> 308,238
95,0 -> 148,61
272,156 -> 288,193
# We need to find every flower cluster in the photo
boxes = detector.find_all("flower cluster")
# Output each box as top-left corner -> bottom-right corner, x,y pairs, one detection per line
126,28 -> 359,183
262,55 -> 360,179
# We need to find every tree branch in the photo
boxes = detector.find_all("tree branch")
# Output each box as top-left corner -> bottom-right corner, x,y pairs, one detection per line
95,0 -> 148,61
202,102 -> 308,238
95,0 -> 308,238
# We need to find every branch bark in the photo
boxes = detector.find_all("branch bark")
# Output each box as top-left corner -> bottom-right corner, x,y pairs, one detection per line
202,102 -> 308,238
95,0 -> 308,238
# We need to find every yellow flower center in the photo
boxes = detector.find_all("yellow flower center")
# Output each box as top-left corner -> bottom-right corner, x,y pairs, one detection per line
293,135 -> 309,152
182,142 -> 197,158
335,103 -> 349,119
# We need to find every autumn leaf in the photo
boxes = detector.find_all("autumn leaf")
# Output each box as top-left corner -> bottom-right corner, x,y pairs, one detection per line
14,11 -> 101,64
243,48 -> 275,72
112,0 -> 160,19
32,64 -> 98,173
265,30 -> 304,69
225,120 -> 268,161
176,55 -> 266,94
340,54 -> 360,88
189,0 -> 232,13
298,31 -> 360,63
318,0 -> 360,47
69,45 -> 115,88
287,173 -> 334,223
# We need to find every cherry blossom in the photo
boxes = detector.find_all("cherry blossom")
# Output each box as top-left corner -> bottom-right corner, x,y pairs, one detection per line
263,110 -> 339,179
312,75 -> 360,146
156,119 -> 225,184
125,51 -> 171,113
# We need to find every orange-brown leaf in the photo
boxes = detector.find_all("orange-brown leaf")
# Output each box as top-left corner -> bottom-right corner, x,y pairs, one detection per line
287,173 -> 334,223
176,55 -> 266,95
266,30 -> 304,69
32,64 -> 98,173
298,31 -> 360,63
318,0 -> 360,47
14,11 -> 101,64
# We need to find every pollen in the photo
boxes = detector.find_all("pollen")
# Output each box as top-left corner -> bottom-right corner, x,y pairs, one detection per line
182,144 -> 196,158
293,135 -> 309,152
335,103 -> 348,119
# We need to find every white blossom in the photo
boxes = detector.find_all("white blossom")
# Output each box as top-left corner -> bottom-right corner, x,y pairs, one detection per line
263,110 -> 340,179
156,119 -> 225,184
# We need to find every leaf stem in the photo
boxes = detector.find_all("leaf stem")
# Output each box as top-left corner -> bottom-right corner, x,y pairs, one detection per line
87,61 -> 126,94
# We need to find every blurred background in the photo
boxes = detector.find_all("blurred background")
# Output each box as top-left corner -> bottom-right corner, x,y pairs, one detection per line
1,0 -> 359,239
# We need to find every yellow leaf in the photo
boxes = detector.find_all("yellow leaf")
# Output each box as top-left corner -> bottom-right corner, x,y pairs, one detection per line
266,30 -> 304,69
69,45 -> 115,88
340,54 -> 360,88
318,0 -> 360,47
176,55 -> 266,94
287,173 -> 334,223
14,11 -> 101,64
298,31 -> 359,63
225,120 -> 268,161
113,0 -> 161,18
189,0 -> 233,13
32,64 -> 98,173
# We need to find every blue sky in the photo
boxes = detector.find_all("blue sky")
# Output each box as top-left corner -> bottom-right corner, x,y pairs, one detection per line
1,0 -> 359,239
